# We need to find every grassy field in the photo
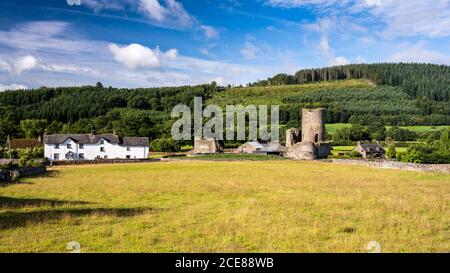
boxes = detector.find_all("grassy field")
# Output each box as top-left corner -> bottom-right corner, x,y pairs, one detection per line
209,79 -> 373,106
0,161 -> 449,253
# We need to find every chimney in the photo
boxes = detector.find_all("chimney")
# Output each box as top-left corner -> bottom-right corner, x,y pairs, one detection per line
90,130 -> 96,141
113,130 -> 117,136
37,135 -> 42,143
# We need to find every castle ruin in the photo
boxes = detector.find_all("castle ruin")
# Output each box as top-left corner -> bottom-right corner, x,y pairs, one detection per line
285,108 -> 331,160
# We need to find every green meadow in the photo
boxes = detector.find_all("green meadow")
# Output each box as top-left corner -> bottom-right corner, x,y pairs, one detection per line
0,161 -> 448,253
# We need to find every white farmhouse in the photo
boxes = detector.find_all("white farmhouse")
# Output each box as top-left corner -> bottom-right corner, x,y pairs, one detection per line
43,131 -> 149,161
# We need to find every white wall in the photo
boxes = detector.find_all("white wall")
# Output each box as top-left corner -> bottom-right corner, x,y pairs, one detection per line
44,138 -> 148,161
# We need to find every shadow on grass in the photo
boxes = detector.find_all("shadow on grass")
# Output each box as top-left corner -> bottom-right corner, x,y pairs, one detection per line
0,207 -> 159,230
0,196 -> 91,209
0,170 -> 62,188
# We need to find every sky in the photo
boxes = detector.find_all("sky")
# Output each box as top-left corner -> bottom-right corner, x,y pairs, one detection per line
0,0 -> 450,90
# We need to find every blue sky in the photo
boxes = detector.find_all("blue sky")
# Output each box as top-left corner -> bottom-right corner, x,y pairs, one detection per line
1,0 -> 450,90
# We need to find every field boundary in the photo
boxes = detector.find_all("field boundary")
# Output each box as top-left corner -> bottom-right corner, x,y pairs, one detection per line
49,158 -> 161,166
331,159 -> 450,174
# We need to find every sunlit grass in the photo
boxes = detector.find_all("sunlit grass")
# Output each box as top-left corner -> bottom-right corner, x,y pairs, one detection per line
0,161 -> 449,252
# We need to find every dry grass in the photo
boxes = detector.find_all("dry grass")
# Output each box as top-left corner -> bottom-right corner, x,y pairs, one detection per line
0,161 -> 449,252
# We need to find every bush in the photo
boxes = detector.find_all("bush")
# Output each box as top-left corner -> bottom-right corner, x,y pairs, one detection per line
386,145 -> 396,159
399,143 -> 450,164
387,127 -> 418,141
348,150 -> 362,158
149,138 -> 181,152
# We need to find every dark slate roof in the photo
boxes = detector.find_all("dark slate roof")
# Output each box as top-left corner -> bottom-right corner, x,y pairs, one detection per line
122,137 -> 149,146
6,139 -> 43,149
360,143 -> 385,153
44,134 -> 149,147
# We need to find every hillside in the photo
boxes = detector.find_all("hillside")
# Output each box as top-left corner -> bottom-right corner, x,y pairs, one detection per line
252,63 -> 450,101
0,63 -> 449,146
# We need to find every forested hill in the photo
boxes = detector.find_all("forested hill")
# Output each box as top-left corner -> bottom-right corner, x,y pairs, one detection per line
0,63 -> 449,146
251,63 -> 450,101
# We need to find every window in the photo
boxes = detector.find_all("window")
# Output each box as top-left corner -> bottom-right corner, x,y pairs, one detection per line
104,155 -> 108,159
79,144 -> 84,149
67,144 -> 72,149
79,153 -> 84,159
100,147 -> 105,152
126,147 -> 130,151
126,155 -> 131,159
54,153 -> 59,160
100,140 -> 105,144
54,144 -> 59,149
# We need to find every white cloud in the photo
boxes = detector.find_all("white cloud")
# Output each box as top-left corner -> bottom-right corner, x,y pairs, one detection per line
333,56 -> 350,65
14,55 -> 38,74
139,0 -> 166,22
0,21 -> 276,88
388,43 -> 450,65
359,0 -> 450,38
109,43 -> 161,69
162,48 -> 178,60
200,25 -> 219,39
240,42 -> 259,60
269,0 -> 450,38
0,83 -> 28,91
265,0 -> 345,8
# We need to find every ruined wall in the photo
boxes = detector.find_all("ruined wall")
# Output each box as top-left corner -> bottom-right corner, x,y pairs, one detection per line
192,138 -> 223,154
301,108 -> 325,143
285,128 -> 300,147
316,142 -> 331,159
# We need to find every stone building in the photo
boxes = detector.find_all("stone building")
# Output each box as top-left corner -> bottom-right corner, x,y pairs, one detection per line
354,141 -> 385,159
190,137 -> 224,154
285,108 -> 331,160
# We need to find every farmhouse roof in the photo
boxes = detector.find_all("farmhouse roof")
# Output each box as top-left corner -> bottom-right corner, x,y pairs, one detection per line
5,139 -> 43,149
43,133 -> 149,147
357,142 -> 385,153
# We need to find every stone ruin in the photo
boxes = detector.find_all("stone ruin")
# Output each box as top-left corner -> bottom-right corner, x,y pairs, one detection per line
189,137 -> 224,155
285,108 -> 331,160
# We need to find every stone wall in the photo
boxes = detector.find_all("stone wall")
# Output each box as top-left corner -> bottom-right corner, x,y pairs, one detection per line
51,158 -> 160,166
331,159 -> 450,174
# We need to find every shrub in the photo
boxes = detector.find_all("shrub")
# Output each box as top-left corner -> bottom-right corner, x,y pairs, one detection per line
149,138 -> 181,152
386,145 -> 396,159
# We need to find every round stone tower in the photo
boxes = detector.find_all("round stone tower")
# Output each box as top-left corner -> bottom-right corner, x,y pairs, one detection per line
301,108 -> 325,143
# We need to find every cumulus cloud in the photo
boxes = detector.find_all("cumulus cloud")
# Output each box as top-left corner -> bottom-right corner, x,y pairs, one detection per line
200,25 -> 219,39
0,83 -> 28,91
14,55 -> 38,74
109,43 -> 160,69
109,43 -> 178,69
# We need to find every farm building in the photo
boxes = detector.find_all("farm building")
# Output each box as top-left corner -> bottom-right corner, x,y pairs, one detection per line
354,141 -> 386,159
43,131 -> 149,161
5,138 -> 43,149
236,141 -> 286,155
